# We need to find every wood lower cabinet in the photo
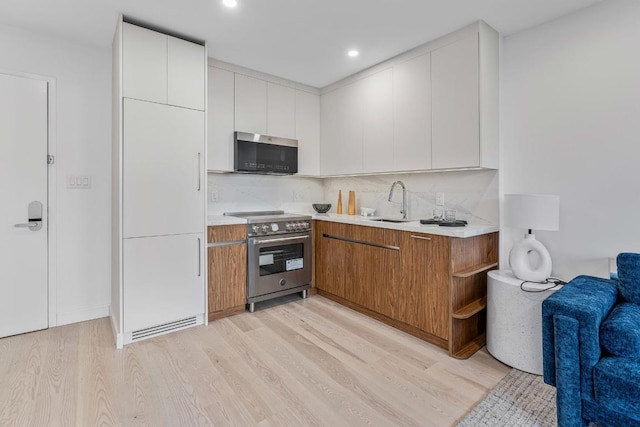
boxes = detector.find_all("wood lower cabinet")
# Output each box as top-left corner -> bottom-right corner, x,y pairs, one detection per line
314,220 -> 498,358
315,221 -> 400,318
207,225 -> 247,321
398,232 -> 450,340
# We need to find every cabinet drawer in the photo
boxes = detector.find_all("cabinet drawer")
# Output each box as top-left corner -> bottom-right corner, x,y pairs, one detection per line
208,224 -> 246,243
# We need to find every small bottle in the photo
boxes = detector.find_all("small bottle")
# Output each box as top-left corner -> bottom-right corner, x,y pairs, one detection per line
337,190 -> 343,214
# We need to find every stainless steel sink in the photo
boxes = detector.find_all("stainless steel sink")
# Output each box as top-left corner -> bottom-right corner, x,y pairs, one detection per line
366,218 -> 412,223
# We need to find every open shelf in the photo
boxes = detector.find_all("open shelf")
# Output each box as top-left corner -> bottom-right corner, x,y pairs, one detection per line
452,261 -> 498,278
452,297 -> 487,319
451,333 -> 487,359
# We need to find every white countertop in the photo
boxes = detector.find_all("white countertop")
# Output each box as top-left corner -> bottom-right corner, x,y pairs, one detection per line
312,213 -> 498,238
207,215 -> 247,226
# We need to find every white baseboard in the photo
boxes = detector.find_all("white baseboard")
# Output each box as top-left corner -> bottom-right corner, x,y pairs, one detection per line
56,305 -> 110,326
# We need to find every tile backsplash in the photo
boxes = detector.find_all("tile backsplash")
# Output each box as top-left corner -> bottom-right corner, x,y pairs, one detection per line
207,173 -> 324,215
208,169 -> 498,224
323,170 -> 498,224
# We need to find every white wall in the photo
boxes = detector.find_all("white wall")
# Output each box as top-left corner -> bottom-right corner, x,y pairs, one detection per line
500,0 -> 640,280
0,25 -> 112,325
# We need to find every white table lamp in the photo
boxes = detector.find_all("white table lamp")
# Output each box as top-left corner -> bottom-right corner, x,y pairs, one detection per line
504,194 -> 560,282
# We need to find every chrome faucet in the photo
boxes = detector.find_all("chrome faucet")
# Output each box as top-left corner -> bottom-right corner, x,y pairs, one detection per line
388,180 -> 408,219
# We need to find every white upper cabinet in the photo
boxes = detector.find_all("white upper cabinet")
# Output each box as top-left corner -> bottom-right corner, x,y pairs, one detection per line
267,82 -> 296,139
207,66 -> 235,171
123,99 -> 205,238
296,90 -> 321,176
122,23 -> 167,104
431,34 -> 479,169
321,81 -> 364,175
167,36 -> 205,110
235,74 -> 267,134
318,21 -> 498,176
362,68 -> 393,173
122,23 -> 205,111
393,53 -> 432,171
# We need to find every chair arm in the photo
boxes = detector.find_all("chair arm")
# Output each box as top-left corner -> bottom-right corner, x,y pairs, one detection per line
542,275 -> 618,393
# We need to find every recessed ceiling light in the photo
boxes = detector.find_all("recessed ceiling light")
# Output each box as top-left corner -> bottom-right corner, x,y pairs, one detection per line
223,0 -> 237,8
347,50 -> 359,58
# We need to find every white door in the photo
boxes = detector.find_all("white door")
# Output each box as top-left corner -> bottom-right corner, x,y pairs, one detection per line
123,233 -> 205,332
122,99 -> 205,238
0,73 -> 48,338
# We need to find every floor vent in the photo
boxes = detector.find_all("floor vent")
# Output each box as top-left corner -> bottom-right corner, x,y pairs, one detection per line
131,317 -> 197,341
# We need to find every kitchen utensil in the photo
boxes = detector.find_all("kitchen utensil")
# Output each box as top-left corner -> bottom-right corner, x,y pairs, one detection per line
337,190 -> 343,214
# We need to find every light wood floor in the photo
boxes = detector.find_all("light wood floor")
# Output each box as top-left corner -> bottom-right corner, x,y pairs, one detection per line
0,295 -> 510,426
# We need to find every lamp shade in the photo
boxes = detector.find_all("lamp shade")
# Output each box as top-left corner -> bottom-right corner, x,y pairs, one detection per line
504,194 -> 560,231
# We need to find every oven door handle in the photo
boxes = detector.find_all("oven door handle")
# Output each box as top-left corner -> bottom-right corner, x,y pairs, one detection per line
252,235 -> 309,245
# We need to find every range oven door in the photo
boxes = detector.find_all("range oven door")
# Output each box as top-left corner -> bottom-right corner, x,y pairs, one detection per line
247,232 -> 311,300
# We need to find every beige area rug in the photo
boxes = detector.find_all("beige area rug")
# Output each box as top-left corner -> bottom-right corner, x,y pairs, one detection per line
457,369 -> 558,426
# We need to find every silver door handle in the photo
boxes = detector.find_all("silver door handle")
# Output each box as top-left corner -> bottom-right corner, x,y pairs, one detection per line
410,235 -> 431,241
15,220 -> 42,231
253,235 -> 309,245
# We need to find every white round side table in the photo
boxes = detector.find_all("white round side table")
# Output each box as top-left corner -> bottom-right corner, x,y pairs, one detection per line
486,270 -> 559,375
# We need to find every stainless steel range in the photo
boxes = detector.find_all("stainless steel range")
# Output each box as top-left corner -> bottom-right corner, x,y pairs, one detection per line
224,211 -> 312,312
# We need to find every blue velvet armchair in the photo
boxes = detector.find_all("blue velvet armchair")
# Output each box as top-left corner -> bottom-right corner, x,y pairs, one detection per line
542,253 -> 640,427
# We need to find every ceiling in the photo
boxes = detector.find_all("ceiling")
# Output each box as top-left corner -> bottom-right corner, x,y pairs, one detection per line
0,0 -> 604,88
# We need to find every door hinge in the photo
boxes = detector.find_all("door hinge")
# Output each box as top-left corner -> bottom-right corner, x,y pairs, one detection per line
47,155 -> 54,165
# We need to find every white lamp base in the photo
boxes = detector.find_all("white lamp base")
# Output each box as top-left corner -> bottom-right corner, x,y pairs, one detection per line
509,234 -> 552,282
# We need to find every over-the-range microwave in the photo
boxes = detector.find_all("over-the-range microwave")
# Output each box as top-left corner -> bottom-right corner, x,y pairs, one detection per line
234,131 -> 298,175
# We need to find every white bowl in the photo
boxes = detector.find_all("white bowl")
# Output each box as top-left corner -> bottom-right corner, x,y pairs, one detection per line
360,207 -> 376,217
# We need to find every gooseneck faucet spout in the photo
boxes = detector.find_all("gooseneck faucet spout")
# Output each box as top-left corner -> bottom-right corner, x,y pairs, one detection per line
388,180 -> 407,219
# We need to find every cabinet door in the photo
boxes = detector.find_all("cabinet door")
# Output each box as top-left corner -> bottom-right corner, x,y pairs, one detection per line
320,83 -> 363,175
393,54 -> 432,171
122,23 -> 167,104
295,90 -> 320,176
123,99 -> 205,238
320,89 -> 339,175
362,68 -> 394,173
314,221 -> 347,298
167,36 -> 205,110
123,233 -> 205,332
345,225 -> 399,318
431,34 -> 480,169
235,74 -> 267,134
208,67 -> 235,171
267,82 -> 295,139
398,232 -> 450,339
208,243 -> 247,314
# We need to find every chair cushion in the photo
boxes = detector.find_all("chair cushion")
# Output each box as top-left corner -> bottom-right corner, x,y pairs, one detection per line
594,357 -> 640,421
617,253 -> 640,305
600,303 -> 640,359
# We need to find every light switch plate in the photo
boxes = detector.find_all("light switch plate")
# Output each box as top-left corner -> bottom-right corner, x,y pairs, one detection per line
67,175 -> 92,189
436,192 -> 445,206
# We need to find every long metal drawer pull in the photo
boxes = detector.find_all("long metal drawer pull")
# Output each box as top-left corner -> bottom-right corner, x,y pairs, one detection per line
253,235 -> 310,245
197,237 -> 201,277
410,235 -> 432,241
197,152 -> 201,191
322,233 -> 400,251
207,240 -> 246,248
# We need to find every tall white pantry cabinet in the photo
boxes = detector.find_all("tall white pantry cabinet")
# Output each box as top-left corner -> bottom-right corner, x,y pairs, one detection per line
111,17 -> 207,348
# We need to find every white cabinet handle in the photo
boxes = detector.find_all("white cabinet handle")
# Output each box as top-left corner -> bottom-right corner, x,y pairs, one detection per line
197,152 -> 201,191
410,235 -> 431,241
197,237 -> 201,277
